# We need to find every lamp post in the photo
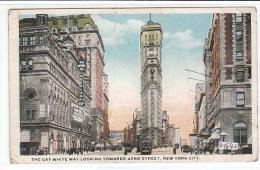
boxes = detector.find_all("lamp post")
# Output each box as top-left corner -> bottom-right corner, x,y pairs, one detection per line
220,131 -> 227,154
220,131 -> 227,142
136,132 -> 140,152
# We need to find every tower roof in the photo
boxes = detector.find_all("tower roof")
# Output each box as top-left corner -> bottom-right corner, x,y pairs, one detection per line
146,13 -> 160,25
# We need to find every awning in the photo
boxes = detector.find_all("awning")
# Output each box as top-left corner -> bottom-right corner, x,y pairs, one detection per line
201,140 -> 209,143
208,133 -> 220,140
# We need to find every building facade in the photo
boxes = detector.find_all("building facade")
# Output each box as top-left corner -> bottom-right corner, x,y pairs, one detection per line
204,13 -> 252,148
47,14 -> 107,144
19,14 -> 92,155
173,127 -> 181,146
102,73 -> 110,141
140,17 -> 163,147
162,110 -> 170,146
194,83 -> 206,134
168,124 -> 175,147
110,130 -> 124,145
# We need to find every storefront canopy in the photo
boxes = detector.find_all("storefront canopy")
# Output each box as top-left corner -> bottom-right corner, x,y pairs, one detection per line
208,133 -> 220,141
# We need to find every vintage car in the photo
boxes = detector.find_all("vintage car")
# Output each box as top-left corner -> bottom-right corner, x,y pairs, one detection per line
124,142 -> 133,152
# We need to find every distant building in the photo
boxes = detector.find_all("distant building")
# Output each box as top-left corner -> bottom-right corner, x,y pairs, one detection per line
110,130 -> 124,145
193,83 -> 206,134
102,73 -> 110,141
173,127 -> 181,146
162,111 -> 170,146
168,124 -> 175,146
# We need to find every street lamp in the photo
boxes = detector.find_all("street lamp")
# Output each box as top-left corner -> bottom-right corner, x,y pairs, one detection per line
220,131 -> 227,142
136,132 -> 140,152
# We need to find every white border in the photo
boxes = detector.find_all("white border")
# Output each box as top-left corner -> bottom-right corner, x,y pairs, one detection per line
1,1 -> 260,170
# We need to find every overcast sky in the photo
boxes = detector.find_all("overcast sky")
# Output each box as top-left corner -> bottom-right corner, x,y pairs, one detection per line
92,13 -> 212,142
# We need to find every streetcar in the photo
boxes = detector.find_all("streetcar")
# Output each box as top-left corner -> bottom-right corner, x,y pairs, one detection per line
140,138 -> 152,155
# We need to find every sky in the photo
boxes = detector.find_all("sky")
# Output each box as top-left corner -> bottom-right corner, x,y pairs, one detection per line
92,13 -> 212,142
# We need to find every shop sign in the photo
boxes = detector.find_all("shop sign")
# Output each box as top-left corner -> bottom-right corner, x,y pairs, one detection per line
40,104 -> 46,117
21,130 -> 30,142
41,132 -> 48,148
218,142 -> 239,150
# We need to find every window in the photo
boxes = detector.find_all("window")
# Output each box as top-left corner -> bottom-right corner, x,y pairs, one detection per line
71,26 -> 77,32
22,37 -> 28,46
61,27 -> 68,32
236,42 -> 243,51
78,36 -> 82,45
248,66 -> 251,79
28,59 -> 33,70
30,36 -> 35,45
21,60 -> 27,70
85,40 -> 90,46
235,14 -> 243,23
236,92 -> 245,107
236,71 -> 244,82
39,36 -> 43,45
236,31 -> 243,42
52,28 -> 58,33
236,51 -> 243,61
19,37 -> 23,46
234,121 -> 247,144
26,110 -> 36,120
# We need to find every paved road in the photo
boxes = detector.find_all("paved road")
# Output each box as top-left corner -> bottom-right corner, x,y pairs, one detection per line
83,147 -> 188,155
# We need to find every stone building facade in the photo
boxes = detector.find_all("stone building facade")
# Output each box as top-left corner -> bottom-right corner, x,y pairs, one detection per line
140,17 -> 163,147
19,14 -> 109,155
161,111 -> 170,146
204,13 -> 252,147
45,14 -> 108,144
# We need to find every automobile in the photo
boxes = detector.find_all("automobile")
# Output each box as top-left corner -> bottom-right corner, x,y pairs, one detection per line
140,138 -> 152,155
116,144 -> 123,150
124,143 -> 132,152
182,145 -> 191,153
174,143 -> 180,149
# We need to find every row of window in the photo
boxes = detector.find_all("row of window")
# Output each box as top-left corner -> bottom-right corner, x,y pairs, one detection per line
233,121 -> 247,144
235,14 -> 244,62
236,92 -> 245,107
19,35 -> 43,46
20,59 -> 33,71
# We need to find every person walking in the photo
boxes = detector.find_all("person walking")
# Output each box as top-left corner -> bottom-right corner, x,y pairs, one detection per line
173,147 -> 177,155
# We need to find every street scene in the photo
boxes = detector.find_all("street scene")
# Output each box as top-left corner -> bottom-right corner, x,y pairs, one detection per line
19,12 -> 252,156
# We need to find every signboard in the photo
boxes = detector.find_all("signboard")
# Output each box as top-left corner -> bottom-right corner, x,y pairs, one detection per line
40,104 -> 46,117
218,142 -> 239,150
20,130 -> 30,142
41,132 -> 49,148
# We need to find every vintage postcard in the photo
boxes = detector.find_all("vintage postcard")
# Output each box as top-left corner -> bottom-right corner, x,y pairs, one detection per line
9,7 -> 257,163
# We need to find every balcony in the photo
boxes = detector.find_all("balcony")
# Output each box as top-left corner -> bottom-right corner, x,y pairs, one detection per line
19,45 -> 48,53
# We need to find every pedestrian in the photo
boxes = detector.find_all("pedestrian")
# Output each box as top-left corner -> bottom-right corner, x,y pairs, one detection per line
190,147 -> 193,155
173,147 -> 176,155
124,148 -> 128,155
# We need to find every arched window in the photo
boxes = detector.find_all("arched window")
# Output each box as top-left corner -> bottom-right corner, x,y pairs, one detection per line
23,88 -> 39,120
28,58 -> 33,70
234,121 -> 247,144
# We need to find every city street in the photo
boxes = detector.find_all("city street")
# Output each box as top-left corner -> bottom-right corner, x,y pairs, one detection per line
83,147 -> 189,155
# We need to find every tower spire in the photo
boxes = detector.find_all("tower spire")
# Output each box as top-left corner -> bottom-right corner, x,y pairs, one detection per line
149,13 -> 152,22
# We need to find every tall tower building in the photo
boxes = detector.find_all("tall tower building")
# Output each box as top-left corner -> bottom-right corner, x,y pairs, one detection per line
139,16 -> 163,147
